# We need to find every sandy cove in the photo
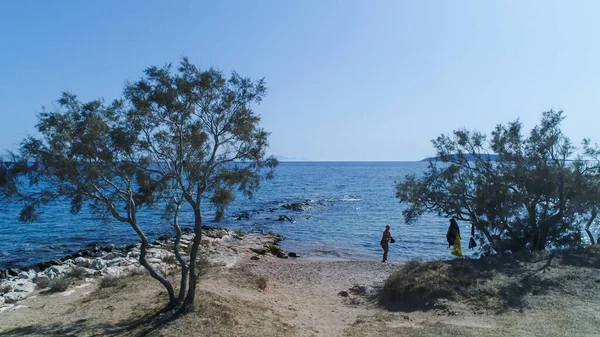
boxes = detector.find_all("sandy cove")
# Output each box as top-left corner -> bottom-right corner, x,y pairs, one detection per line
1,229 -> 599,337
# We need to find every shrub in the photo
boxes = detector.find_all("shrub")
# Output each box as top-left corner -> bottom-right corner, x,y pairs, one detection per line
33,277 -> 52,289
99,276 -> 124,289
379,260 -> 473,311
256,276 -> 268,291
0,285 -> 12,295
65,266 -> 88,280
197,256 -> 211,277
161,254 -> 177,265
47,278 -> 73,293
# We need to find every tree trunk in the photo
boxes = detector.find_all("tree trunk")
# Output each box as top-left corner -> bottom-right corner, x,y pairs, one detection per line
178,206 -> 202,314
129,219 -> 178,309
535,211 -> 563,251
584,210 -> 597,245
172,208 -> 189,302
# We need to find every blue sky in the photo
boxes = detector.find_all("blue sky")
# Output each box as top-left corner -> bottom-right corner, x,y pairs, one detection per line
1,0 -> 599,161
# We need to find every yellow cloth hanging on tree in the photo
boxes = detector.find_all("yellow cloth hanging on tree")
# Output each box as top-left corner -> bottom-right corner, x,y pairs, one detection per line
450,232 -> 462,257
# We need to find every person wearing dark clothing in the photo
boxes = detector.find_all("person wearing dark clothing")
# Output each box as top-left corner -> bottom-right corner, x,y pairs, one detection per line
380,224 -> 395,262
447,217 -> 463,257
446,218 -> 460,247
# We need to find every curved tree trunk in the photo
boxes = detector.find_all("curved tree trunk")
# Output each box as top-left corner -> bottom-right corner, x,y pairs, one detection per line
172,207 -> 189,302
128,219 -> 178,309
178,206 -> 202,314
584,209 -> 597,245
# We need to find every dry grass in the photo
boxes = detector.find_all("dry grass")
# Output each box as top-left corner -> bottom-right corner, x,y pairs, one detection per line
256,276 -> 268,291
149,290 -> 296,337
65,266 -> 88,280
161,254 -> 177,265
46,277 -> 73,293
196,256 -> 211,277
99,276 -> 126,289
379,248 -> 600,313
33,277 -> 52,289
380,259 -> 474,311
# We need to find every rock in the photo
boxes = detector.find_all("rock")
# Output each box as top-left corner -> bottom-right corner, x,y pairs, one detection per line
147,249 -> 174,261
4,291 -> 27,304
0,296 -> 5,306
251,248 -> 267,255
250,256 -> 260,261
17,271 -> 31,280
265,243 -> 285,257
7,269 -> 19,277
146,258 -> 165,265
74,257 -> 91,268
235,211 -> 251,220
12,281 -> 35,293
127,250 -> 140,259
203,227 -> 228,239
124,244 -> 138,251
281,201 -> 310,211
338,291 -> 349,297
0,270 -> 8,279
277,215 -> 295,223
288,252 -> 299,258
103,252 -> 124,261
268,233 -> 284,243
106,257 -> 132,268
102,244 -> 116,252
42,264 -> 73,279
157,234 -> 171,242
0,279 -> 35,303
91,258 -> 107,270
36,260 -> 61,270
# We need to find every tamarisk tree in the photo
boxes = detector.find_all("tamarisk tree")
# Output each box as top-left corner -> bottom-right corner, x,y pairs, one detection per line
397,110 -> 600,254
4,93 -> 180,307
2,58 -> 277,314
124,58 -> 277,313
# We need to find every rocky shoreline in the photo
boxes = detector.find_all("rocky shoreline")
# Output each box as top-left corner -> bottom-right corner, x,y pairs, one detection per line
0,226 -> 289,308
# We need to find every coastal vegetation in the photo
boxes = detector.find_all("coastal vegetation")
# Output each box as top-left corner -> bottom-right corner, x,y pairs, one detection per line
397,110 -> 600,254
0,58 -> 277,314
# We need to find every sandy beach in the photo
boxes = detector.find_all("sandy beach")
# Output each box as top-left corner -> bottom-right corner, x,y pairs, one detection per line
1,230 -> 599,337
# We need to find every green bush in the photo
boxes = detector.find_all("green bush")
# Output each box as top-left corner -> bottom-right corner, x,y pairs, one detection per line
47,278 -> 73,293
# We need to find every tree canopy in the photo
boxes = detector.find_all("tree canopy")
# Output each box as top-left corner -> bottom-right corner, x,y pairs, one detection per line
397,110 -> 600,254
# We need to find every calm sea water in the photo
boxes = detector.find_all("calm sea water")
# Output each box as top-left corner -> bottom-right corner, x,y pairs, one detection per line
0,162 -> 470,269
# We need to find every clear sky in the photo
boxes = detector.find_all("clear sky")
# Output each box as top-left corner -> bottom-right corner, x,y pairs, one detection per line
1,1 -> 599,161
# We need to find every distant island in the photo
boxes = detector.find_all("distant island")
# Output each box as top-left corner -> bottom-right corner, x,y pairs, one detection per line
421,153 -> 500,162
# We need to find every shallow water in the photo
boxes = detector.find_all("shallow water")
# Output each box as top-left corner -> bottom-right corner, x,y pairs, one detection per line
0,162 -> 471,269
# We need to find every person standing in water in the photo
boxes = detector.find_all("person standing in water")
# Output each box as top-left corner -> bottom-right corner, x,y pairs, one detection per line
380,224 -> 395,262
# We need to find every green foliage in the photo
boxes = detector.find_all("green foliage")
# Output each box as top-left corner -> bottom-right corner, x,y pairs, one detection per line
397,110 -> 600,253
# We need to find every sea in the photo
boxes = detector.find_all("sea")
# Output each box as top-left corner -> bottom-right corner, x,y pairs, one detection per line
0,161 -> 471,269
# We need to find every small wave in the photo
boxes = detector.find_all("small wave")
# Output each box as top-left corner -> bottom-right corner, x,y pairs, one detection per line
340,197 -> 361,201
